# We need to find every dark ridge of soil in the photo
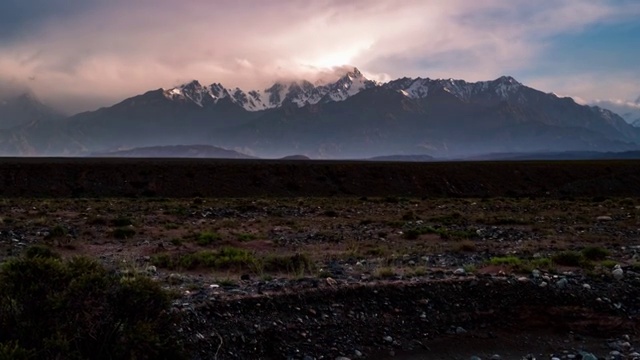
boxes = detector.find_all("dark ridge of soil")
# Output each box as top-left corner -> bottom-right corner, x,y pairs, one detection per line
181,277 -> 640,359
0,157 -> 639,198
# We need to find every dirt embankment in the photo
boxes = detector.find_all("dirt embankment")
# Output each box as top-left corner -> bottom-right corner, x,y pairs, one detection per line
179,276 -> 639,359
0,158 -> 639,198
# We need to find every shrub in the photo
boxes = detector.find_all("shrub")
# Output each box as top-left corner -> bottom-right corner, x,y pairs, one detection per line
112,227 -> 136,239
402,229 -> 422,240
0,341 -> 33,360
489,256 -> 522,266
453,240 -> 477,253
0,253 -> 185,359
236,233 -> 257,242
530,257 -> 553,269
196,231 -> 222,246
581,246 -> 610,261
374,267 -> 396,279
599,259 -> 618,269
153,247 -> 256,271
263,253 -> 315,276
402,211 -> 418,221
24,245 -> 60,260
552,251 -> 586,267
46,224 -> 67,239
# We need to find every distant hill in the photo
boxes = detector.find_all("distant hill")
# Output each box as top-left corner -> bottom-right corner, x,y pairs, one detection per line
92,145 -> 256,159
279,155 -> 311,160
368,154 -> 435,162
463,151 -> 640,161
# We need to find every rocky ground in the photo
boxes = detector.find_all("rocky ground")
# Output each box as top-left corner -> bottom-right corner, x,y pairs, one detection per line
1,195 -> 639,359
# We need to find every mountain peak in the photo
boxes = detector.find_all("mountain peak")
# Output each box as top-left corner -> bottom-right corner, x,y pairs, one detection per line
344,67 -> 363,78
179,80 -> 203,90
494,75 -> 521,85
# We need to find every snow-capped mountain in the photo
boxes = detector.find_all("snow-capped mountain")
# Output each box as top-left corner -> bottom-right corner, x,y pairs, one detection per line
162,67 -> 377,111
384,75 -> 525,103
2,68 -> 640,158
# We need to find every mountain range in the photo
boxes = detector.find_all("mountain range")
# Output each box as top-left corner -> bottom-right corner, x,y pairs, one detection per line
590,97 -> 640,127
1,67 -> 639,158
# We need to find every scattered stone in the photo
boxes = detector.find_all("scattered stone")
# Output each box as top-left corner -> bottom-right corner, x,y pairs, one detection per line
454,268 -> 466,276
383,335 -> 393,343
597,216 -> 613,221
555,278 -> 568,288
455,326 -> 467,334
531,269 -> 541,278
578,352 -> 597,360
612,265 -> 624,280
490,354 -> 501,360
582,283 -> 591,290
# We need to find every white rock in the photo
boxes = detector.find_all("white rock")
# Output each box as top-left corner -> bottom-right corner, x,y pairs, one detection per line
582,283 -> 591,290
612,267 -> 624,280
454,268 -> 466,276
597,215 -> 613,221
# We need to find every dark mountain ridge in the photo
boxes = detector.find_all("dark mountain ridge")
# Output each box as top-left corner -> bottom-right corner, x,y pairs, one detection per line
0,68 -> 638,158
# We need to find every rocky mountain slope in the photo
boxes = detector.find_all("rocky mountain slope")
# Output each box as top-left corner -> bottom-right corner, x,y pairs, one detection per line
0,68 -> 638,158
592,96 -> 640,126
0,92 -> 62,129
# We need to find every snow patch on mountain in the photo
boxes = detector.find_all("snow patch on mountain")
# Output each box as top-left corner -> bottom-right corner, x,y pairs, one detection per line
163,67 -> 376,111
385,75 -> 523,103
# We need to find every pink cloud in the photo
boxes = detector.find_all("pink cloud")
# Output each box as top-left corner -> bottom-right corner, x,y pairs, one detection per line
0,0 -> 638,113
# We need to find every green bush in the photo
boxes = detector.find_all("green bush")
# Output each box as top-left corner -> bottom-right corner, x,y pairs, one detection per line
196,231 -> 222,246
0,341 -> 33,360
488,256 -> 522,266
236,233 -> 257,242
153,247 -> 256,271
552,251 -> 586,267
263,253 -> 315,275
46,224 -> 67,239
581,246 -> 610,261
24,245 -> 60,260
0,251 -> 185,359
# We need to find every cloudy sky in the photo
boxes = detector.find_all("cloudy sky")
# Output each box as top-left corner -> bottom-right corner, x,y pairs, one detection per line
1,0 -> 639,114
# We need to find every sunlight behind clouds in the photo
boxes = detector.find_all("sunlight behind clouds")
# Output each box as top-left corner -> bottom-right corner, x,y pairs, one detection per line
0,0 -> 637,113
